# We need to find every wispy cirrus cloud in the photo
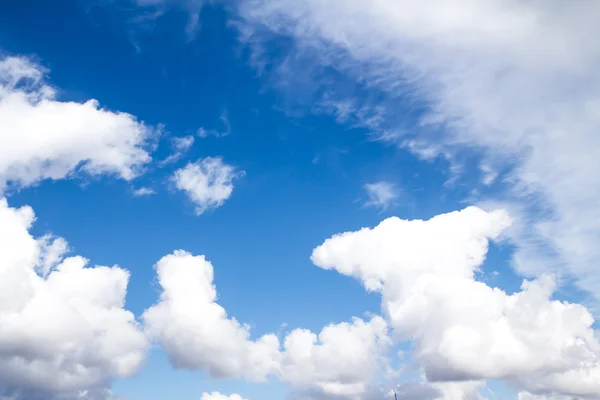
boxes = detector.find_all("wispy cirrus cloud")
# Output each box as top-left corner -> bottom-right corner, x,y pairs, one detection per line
363,181 -> 399,211
236,0 -> 600,298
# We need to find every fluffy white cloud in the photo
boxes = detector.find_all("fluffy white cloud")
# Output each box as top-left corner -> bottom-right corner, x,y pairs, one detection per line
363,181 -> 399,210
280,316 -> 389,398
172,157 -> 242,215
237,0 -> 600,299
142,251 -> 389,398
200,392 -> 248,400
0,56 -> 156,191
142,250 -> 281,380
312,207 -> 600,397
0,198 -> 148,397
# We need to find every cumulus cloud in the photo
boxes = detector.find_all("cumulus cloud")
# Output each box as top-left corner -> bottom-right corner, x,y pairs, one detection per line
172,157 -> 242,215
236,0 -> 600,300
312,207 -> 600,397
142,250 -> 390,398
0,198 -> 148,398
142,251 -> 281,380
363,181 -> 399,210
280,316 -> 389,398
0,56 -> 156,192
200,392 -> 248,400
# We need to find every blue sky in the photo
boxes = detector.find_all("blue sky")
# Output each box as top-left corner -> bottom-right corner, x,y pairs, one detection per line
1,1 -> 599,400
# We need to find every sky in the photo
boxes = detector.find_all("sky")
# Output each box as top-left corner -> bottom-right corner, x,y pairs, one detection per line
0,1 -> 600,399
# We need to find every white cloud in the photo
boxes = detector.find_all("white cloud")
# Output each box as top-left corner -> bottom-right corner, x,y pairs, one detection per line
280,316 -> 389,398
311,207 -> 600,397
0,198 -> 148,398
237,0 -> 600,300
363,181 -> 399,210
132,187 -> 155,196
142,250 -> 390,398
517,391 -> 578,400
172,157 -> 242,215
142,250 -> 281,381
172,135 -> 195,152
200,392 -> 248,400
0,56 -> 156,192
158,135 -> 196,166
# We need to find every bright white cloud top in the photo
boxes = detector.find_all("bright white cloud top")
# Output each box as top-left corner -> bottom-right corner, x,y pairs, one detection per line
200,393 -> 248,400
312,207 -> 600,398
0,56 -> 156,191
0,198 -> 148,398
142,250 -> 390,398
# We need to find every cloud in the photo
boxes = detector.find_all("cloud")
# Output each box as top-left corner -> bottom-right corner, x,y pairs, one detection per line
142,250 -> 390,398
172,157 -> 242,215
172,135 -> 195,152
197,110 -> 231,139
280,316 -> 389,398
157,135 -> 196,166
200,392 -> 248,400
142,250 -> 281,380
363,182 -> 399,210
0,56 -> 156,192
311,207 -> 600,397
236,0 -> 600,300
132,187 -> 155,196
0,198 -> 148,398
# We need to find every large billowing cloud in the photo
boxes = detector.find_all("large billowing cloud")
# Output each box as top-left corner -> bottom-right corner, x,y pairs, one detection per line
142,250 -> 390,398
0,198 -> 148,399
236,0 -> 600,299
312,207 -> 600,397
0,56 -> 156,191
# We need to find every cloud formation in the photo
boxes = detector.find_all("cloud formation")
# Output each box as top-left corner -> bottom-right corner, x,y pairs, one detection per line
0,198 -> 148,399
142,250 -> 390,398
237,0 -> 600,300
312,207 -> 600,397
172,157 -> 242,215
0,56 -> 156,192
363,181 -> 399,210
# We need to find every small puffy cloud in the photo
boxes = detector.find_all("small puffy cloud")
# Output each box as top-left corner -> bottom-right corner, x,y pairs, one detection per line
142,251 -> 390,398
0,56 -> 156,191
172,157 -> 242,215
363,181 -> 399,210
132,186 -> 155,196
0,198 -> 148,398
312,207 -> 600,397
200,393 -> 248,400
